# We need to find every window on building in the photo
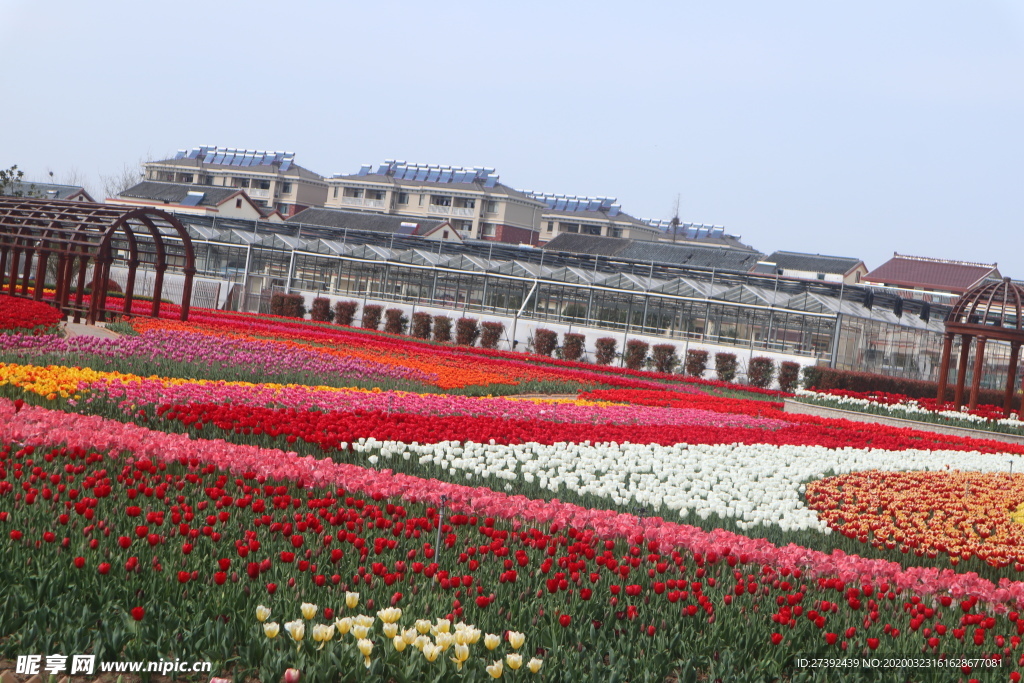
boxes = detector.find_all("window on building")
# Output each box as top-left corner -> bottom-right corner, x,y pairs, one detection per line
278,204 -> 290,214
259,180 -> 271,190
203,176 -> 214,186
463,198 -> 476,209
235,198 -> 242,209
418,194 -> 424,206
481,223 -> 496,237
235,178 -> 250,188
333,187 -> 339,198
442,230 -> 449,239
282,182 -> 293,194
565,223 -> 579,233
344,188 -> 364,198
486,200 -> 498,213
582,224 -> 602,236
546,222 -> 553,232
610,228 -> 623,238
180,174 -> 194,183
398,192 -> 409,204
370,190 -> 385,200
430,195 -> 452,206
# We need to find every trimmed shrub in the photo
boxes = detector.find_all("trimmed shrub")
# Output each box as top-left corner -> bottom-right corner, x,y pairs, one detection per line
652,344 -> 680,374
270,293 -> 305,318
623,339 -> 649,371
594,337 -> 617,365
269,292 -> 285,317
455,317 -> 480,346
715,352 -> 738,382
778,361 -> 800,393
748,356 -> 776,389
411,312 -> 432,339
801,366 -> 1018,408
480,321 -> 505,349
310,297 -> 334,323
533,328 -> 558,356
383,308 -> 408,335
683,348 -> 709,377
334,300 -> 358,326
433,315 -> 452,343
361,304 -> 383,331
562,333 -> 585,362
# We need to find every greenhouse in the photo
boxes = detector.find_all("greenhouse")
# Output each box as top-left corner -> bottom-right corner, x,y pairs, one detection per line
62,212 -> 1017,385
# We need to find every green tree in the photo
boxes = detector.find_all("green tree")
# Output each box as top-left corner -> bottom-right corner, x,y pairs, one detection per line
0,164 -> 26,196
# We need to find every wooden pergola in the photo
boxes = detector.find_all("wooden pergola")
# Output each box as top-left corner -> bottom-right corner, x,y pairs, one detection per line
0,198 -> 196,324
936,277 -> 1024,416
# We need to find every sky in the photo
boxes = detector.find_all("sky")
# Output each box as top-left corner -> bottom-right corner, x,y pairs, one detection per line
1,1 -> 1022,276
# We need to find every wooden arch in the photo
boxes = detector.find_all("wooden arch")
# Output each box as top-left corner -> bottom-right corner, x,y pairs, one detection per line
936,277 -> 1024,416
0,197 -> 197,323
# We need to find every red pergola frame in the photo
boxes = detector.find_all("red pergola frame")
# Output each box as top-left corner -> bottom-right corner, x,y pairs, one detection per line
936,277 -> 1024,416
0,197 -> 197,324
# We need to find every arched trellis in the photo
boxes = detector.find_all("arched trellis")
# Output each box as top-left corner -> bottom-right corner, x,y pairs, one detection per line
936,277 -> 1024,416
0,198 -> 196,324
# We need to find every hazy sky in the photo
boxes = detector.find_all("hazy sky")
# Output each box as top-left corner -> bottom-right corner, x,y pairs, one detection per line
2,1 -> 1022,275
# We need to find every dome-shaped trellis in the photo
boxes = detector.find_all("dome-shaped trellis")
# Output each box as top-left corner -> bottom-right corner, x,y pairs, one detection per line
936,277 -> 1024,415
0,197 -> 196,324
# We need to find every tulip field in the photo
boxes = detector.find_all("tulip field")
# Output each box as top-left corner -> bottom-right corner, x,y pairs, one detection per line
6,295 -> 1024,681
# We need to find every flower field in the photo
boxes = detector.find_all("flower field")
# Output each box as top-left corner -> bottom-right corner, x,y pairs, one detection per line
5,303 -> 1024,680
794,388 -> 1024,437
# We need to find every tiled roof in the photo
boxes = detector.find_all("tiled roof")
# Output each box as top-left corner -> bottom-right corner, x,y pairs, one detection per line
2,181 -> 95,202
119,181 -> 241,207
542,233 -> 764,272
863,253 -> 998,293
288,207 -> 446,236
765,251 -> 865,275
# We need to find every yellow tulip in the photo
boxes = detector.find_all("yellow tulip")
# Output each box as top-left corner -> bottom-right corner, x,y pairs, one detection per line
300,602 -> 318,620
486,660 -> 504,679
415,619 -> 432,634
402,628 -> 418,644
352,624 -> 370,640
355,614 -> 375,628
263,622 -> 280,639
382,622 -> 399,639
506,653 -> 523,670
434,618 -> 451,634
414,635 -> 430,651
528,658 -> 543,673
392,635 -> 407,652
255,605 -> 271,622
450,643 -> 470,671
434,632 -> 454,651
484,633 -> 501,650
312,623 -> 335,644
376,607 -> 402,623
284,620 -> 304,642
422,643 -> 441,662
507,631 -> 525,650
357,638 -> 374,657
345,592 -> 360,609
335,617 -> 352,635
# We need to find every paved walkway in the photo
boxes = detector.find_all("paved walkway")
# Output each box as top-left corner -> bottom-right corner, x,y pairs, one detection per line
63,322 -> 120,340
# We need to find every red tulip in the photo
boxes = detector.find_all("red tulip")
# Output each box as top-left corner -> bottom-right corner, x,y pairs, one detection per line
178,571 -> 190,584
266,583 -> 277,594
558,614 -> 571,628
98,563 -> 111,575
214,572 -> 227,585
130,606 -> 145,621
771,633 -> 783,645
74,556 -> 85,569
9,530 -> 22,541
